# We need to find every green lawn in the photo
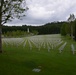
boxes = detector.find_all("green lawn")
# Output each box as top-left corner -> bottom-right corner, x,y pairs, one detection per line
0,35 -> 76,75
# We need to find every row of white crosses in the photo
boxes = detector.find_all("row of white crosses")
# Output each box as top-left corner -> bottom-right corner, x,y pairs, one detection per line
59,42 -> 67,53
71,44 -> 76,54
23,35 -> 63,52
2,38 -> 24,47
2,35 -> 62,51
2,34 -> 76,54
25,35 -> 72,54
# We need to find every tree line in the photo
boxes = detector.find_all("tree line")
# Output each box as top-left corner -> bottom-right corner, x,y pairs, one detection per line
2,21 -> 64,36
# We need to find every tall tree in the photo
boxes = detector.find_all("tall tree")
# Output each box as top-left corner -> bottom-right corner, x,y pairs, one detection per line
0,0 -> 28,53
74,20 -> 76,41
60,23 -> 67,36
67,14 -> 75,39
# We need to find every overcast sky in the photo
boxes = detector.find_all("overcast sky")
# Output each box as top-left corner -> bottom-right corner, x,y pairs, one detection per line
6,0 -> 76,26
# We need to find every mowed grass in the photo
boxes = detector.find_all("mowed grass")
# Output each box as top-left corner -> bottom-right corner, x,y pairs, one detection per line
0,35 -> 76,75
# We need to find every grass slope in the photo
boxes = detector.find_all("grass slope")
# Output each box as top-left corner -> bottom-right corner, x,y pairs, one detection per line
0,35 -> 76,75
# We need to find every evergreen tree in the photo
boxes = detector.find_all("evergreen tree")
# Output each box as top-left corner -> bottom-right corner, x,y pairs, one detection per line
60,23 -> 67,36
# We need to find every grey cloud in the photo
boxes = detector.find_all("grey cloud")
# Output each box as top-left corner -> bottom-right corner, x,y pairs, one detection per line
6,0 -> 76,26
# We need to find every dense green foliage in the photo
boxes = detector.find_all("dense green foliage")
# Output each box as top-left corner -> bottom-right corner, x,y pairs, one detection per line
74,20 -> 76,41
2,21 -> 65,35
60,14 -> 76,41
60,23 -> 67,36
3,30 -> 27,37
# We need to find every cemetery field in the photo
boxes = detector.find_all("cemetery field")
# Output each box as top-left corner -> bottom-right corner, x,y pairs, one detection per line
0,34 -> 76,75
